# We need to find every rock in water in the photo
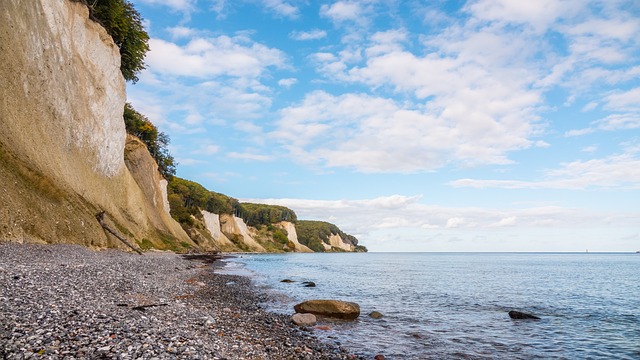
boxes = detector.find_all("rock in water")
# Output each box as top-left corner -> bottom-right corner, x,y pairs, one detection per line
369,311 -> 383,319
302,281 -> 316,287
280,279 -> 294,283
508,310 -> 540,320
294,300 -> 360,320
291,313 -> 317,326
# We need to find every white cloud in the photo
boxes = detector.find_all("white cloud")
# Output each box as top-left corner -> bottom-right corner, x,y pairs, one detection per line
320,1 -> 363,23
227,151 -> 272,161
272,90 -> 536,172
564,128 -> 594,137
192,143 -> 220,155
465,0 -> 579,33
565,113 -> 640,136
278,78 -> 297,88
446,217 -> 468,228
604,88 -> 640,111
594,113 -> 640,131
243,195 -> 639,244
290,29 -> 327,41
146,36 -> 286,79
137,0 -> 196,12
234,121 -> 262,133
260,0 -> 299,18
166,26 -> 197,39
450,148 -> 640,190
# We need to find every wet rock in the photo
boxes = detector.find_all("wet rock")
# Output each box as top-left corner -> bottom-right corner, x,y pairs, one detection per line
374,355 -> 385,360
303,281 -> 316,288
280,279 -> 295,283
291,313 -> 317,326
294,300 -> 360,320
368,311 -> 383,319
508,310 -> 540,320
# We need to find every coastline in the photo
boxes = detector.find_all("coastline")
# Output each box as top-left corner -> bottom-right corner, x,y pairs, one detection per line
0,244 -> 363,359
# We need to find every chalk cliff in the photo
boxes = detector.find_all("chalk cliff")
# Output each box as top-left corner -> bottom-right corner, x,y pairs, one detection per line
276,221 -> 313,253
219,214 -> 266,252
0,0 -> 191,250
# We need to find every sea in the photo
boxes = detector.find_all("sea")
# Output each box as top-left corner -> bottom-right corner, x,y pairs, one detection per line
220,252 -> 640,359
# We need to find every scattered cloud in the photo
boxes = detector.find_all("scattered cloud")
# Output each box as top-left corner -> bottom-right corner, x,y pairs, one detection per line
260,0 -> 300,18
272,90 -> 535,172
145,35 -> 286,79
227,151 -> 272,161
604,87 -> 640,111
320,1 -> 363,23
290,29 -> 327,41
244,195 -> 639,240
192,143 -> 221,155
450,148 -> 640,190
565,113 -> 640,136
137,0 -> 196,13
278,78 -> 297,88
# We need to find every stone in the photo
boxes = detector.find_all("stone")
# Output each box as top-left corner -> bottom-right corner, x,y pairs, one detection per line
291,313 -> 317,327
508,310 -> 540,320
280,279 -> 294,283
368,311 -> 383,319
294,300 -> 360,320
374,355 -> 385,360
302,281 -> 316,288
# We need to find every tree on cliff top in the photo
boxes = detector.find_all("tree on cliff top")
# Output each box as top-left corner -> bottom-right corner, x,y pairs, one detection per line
85,0 -> 149,83
124,103 -> 176,180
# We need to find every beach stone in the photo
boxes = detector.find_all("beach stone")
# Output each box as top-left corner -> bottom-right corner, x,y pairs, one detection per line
368,311 -> 383,319
508,310 -> 540,320
303,281 -> 316,288
291,313 -> 317,326
294,300 -> 360,320
374,355 -> 385,360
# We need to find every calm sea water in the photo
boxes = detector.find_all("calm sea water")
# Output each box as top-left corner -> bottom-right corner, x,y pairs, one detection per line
222,253 -> 640,359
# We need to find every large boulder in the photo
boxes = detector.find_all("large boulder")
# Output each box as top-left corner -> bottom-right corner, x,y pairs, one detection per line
294,300 -> 360,320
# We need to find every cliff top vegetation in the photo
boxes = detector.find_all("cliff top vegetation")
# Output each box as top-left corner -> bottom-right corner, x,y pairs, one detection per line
77,0 -> 149,83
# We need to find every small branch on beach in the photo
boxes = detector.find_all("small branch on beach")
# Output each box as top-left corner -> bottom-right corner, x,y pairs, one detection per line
131,303 -> 168,311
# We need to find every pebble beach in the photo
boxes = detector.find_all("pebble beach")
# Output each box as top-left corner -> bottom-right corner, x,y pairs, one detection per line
0,244 -> 363,359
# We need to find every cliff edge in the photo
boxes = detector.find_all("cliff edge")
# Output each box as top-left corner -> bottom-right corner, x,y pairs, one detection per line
0,0 -> 191,249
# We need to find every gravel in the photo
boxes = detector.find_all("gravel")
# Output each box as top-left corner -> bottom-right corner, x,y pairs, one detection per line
0,244 -> 365,359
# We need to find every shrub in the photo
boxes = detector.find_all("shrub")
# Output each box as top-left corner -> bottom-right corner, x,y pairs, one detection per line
85,0 -> 149,83
124,103 -> 176,180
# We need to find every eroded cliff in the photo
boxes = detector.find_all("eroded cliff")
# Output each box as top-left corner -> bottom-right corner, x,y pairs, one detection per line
0,0 -> 191,249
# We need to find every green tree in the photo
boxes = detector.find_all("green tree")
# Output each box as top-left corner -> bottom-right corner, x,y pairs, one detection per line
85,0 -> 149,83
296,220 -> 361,252
123,103 -> 176,180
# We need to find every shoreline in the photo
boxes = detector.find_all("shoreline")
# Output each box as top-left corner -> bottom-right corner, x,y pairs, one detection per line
0,244 -> 364,359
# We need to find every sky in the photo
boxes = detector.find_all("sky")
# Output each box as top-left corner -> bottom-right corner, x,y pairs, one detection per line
127,0 -> 640,252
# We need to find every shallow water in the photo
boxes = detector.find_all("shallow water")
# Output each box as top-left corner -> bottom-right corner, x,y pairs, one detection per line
224,252 -> 640,359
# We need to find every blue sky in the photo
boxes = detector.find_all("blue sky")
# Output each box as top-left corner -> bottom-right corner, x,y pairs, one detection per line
127,0 -> 640,252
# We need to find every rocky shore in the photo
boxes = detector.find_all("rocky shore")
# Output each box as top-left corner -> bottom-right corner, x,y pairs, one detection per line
0,244 -> 363,359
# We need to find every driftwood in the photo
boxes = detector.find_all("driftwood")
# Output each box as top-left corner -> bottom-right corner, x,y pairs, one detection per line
131,303 -> 168,311
115,303 -> 169,311
96,211 -> 143,255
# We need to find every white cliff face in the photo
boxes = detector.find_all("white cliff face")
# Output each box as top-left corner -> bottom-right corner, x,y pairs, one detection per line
277,221 -> 313,253
159,179 -> 171,215
0,0 -> 191,248
29,0 -> 126,177
201,211 -> 235,249
219,214 -> 266,252
327,233 -> 355,252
